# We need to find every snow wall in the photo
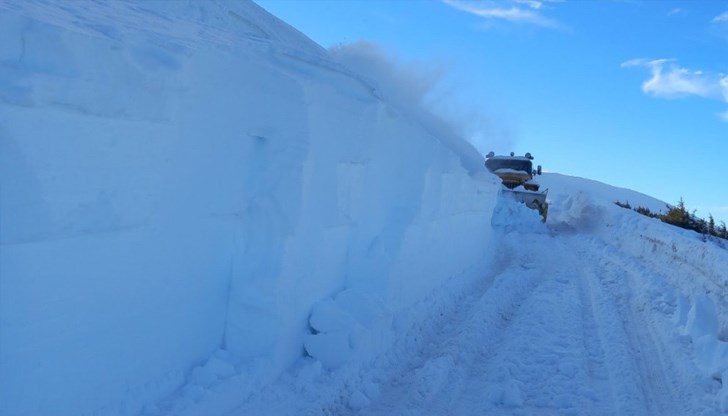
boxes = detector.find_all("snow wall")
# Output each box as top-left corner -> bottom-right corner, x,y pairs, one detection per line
0,1 -> 495,415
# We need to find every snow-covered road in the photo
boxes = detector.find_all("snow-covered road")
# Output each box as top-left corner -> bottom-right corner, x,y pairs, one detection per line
219,210 -> 722,416
349,232 -> 608,416
335,232 -> 684,416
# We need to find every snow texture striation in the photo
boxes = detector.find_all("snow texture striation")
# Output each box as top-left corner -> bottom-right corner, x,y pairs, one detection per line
2,1 -> 728,416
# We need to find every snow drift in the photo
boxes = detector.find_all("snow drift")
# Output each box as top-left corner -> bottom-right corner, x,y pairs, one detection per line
0,1 -> 495,415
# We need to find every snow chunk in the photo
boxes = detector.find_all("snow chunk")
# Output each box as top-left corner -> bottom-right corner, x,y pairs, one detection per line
304,289 -> 393,368
547,191 -> 604,232
674,295 -> 690,329
676,294 -> 728,388
684,294 -> 718,340
189,350 -> 237,388
490,194 -> 544,232
304,331 -> 353,369
493,168 -> 529,175
348,390 -> 371,410
486,379 -> 525,408
501,380 -> 525,407
308,299 -> 352,333
694,335 -> 728,378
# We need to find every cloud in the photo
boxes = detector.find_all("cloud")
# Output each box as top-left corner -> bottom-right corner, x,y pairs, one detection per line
622,58 -> 728,121
721,110 -> 728,123
668,8 -> 685,17
625,59 -> 716,98
442,0 -> 562,29
514,0 -> 562,10
713,11 -> 728,23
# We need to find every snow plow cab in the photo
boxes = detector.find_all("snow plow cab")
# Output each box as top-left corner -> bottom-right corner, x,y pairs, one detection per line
485,151 -> 548,221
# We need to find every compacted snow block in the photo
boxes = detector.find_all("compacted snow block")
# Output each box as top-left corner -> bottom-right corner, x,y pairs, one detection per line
189,350 -> 237,388
680,295 -> 728,377
675,293 -> 728,410
304,289 -> 393,368
683,294 -> 718,340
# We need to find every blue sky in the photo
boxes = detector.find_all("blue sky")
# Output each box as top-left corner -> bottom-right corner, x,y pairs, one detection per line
256,0 -> 728,224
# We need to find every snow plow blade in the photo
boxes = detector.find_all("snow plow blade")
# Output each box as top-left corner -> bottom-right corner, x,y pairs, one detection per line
500,188 -> 549,221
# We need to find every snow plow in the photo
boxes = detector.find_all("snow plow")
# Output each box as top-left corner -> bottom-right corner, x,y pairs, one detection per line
485,151 -> 548,221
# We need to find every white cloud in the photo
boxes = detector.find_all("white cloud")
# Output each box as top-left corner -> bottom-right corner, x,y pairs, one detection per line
514,0 -> 562,9
668,8 -> 684,17
623,58 -> 728,122
620,58 -> 656,68
515,0 -> 545,9
713,11 -> 728,23
643,62 -> 714,98
442,0 -> 561,29
721,110 -> 728,123
622,59 -> 725,99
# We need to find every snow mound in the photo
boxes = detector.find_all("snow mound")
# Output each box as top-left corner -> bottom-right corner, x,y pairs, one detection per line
304,289 -> 393,369
490,193 -> 546,232
547,191 -> 606,232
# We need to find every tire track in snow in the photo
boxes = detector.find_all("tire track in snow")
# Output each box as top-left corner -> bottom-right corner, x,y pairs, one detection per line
353,233 -> 550,416
581,238 -> 711,416
569,239 -> 651,415
355,231 -> 703,416
574,244 -> 620,416
353,232 -> 619,416
458,235 -> 617,416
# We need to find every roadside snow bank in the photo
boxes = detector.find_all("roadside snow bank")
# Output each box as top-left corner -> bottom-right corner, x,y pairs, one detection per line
0,1 -> 495,415
540,173 -> 666,215
543,173 -> 728,412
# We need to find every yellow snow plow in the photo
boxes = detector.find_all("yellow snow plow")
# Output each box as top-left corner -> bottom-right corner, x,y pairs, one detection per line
485,151 -> 548,221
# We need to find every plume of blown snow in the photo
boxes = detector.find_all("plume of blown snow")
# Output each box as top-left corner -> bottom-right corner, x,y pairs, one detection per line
329,41 -> 497,174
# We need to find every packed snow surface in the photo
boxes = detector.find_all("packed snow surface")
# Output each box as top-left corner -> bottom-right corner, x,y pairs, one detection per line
2,1 -> 728,416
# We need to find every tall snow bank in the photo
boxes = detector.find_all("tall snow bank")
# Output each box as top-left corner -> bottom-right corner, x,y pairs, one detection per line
0,1 -> 495,415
